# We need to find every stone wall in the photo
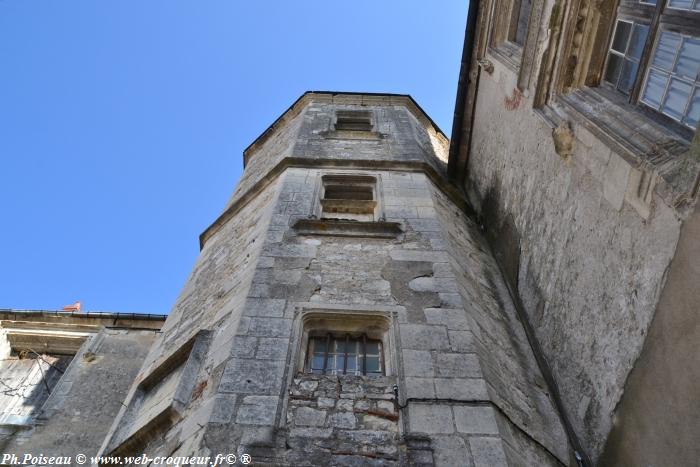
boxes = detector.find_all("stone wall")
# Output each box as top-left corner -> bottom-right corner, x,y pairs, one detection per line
464,55 -> 681,460
2,327 -> 158,457
99,96 -> 576,466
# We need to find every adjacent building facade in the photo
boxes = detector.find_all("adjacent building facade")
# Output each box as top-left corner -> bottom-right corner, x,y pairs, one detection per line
449,0 -> 700,465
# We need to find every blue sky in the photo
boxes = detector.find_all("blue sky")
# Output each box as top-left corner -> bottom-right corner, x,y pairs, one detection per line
0,1 -> 468,313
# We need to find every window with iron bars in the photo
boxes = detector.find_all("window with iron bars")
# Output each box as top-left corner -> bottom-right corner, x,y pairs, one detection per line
305,333 -> 384,376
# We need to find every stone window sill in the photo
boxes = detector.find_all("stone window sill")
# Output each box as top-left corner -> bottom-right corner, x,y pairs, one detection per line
292,218 -> 403,238
487,43 -> 522,73
537,86 -> 699,211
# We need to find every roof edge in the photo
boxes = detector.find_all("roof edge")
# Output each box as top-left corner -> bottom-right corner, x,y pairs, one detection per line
242,91 -> 448,167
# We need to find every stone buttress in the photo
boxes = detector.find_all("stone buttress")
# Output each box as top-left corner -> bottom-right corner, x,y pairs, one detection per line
97,92 -> 573,466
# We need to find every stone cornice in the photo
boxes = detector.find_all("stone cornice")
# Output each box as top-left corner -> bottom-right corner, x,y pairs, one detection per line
199,157 -> 475,250
243,92 -> 449,168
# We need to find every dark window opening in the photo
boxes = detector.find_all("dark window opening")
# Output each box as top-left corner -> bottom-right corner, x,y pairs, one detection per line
320,175 -> 377,220
306,334 -> 384,376
512,0 -> 532,46
335,111 -> 373,131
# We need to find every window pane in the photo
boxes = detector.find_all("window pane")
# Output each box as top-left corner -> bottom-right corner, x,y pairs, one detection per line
652,32 -> 681,71
612,21 -> 632,53
346,355 -> 358,374
668,0 -> 693,9
605,53 -> 624,85
641,0 -> 656,4
662,78 -> 693,120
365,341 -> 380,355
311,338 -> 327,353
628,24 -> 650,60
619,59 -> 640,93
675,37 -> 700,80
642,70 -> 670,108
686,88 -> 700,127
311,355 -> 325,370
365,356 -> 381,373
514,0 -> 532,46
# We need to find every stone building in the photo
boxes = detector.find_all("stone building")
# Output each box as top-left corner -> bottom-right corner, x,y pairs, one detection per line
448,0 -> 700,465
2,3 -> 699,465
0,310 -> 165,457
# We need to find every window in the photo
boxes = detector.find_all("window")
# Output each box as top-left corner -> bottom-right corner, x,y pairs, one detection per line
513,0 -> 532,46
334,110 -> 373,132
490,0 -> 533,65
601,0 -> 700,132
306,333 -> 384,376
320,175 -> 377,222
0,350 -> 72,425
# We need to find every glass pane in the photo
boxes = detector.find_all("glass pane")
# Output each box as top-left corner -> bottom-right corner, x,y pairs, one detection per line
628,24 -> 650,60
619,59 -> 640,93
311,355 -> 325,370
668,0 -> 693,8
694,0 -> 700,10
662,78 -> 693,120
346,356 -> 357,374
311,338 -> 326,353
365,356 -> 381,373
327,355 -> 338,372
605,53 -> 624,85
334,339 -> 346,353
652,32 -> 681,71
686,88 -> 700,127
642,0 -> 657,4
365,341 -> 380,355
514,0 -> 532,46
612,21 -> 632,53
675,37 -> 700,80
641,70 -> 670,108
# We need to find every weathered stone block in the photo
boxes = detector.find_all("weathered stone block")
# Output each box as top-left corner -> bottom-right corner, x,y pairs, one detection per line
236,396 -> 278,425
408,404 -> 454,433
328,411 -> 356,429
435,378 -> 488,400
400,324 -> 449,351
294,407 -> 326,427
469,436 -> 508,467
453,406 -> 499,434
402,350 -> 434,377
220,358 -> 285,394
436,353 -> 482,378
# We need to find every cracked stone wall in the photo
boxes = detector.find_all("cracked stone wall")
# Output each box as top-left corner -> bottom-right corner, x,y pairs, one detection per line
465,57 -> 682,460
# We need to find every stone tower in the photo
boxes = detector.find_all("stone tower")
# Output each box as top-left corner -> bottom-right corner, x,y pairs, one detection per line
98,92 -> 573,466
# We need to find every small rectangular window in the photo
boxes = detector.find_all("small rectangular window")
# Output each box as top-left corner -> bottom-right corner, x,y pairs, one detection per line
306,334 -> 384,376
334,111 -> 373,132
320,175 -> 377,221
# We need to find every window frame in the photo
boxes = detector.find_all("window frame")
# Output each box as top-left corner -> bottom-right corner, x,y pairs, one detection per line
311,173 -> 385,222
597,0 -> 700,137
488,0 -> 534,67
305,333 -> 385,376
294,311 -> 395,378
